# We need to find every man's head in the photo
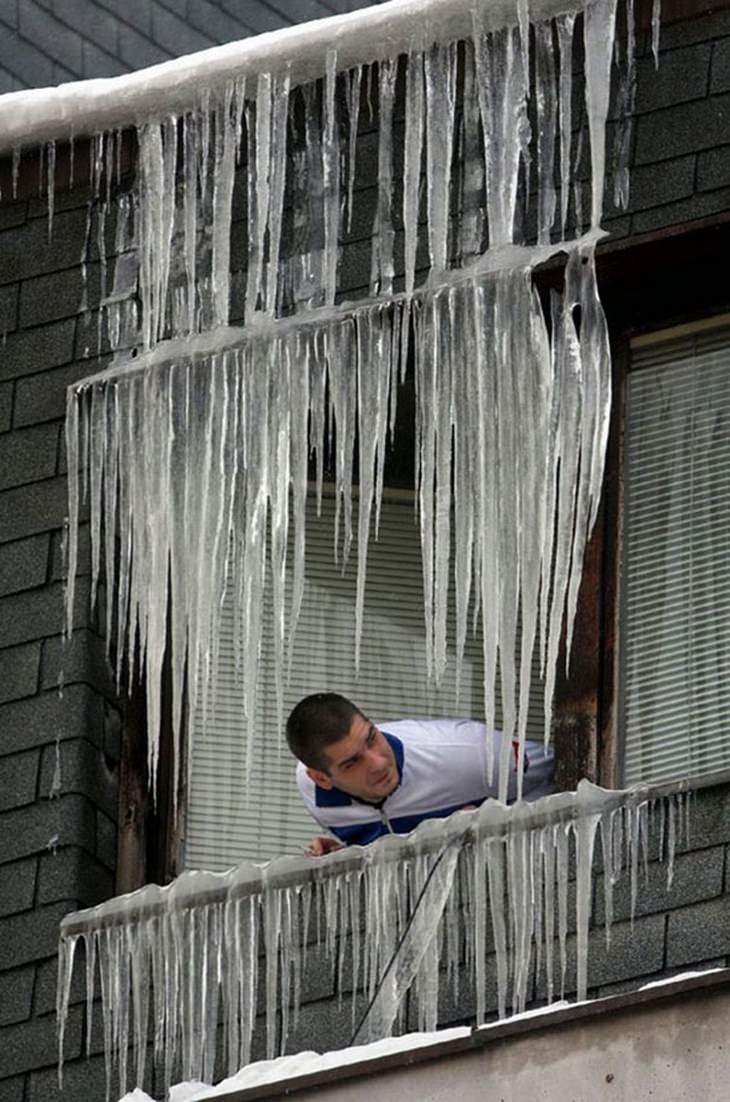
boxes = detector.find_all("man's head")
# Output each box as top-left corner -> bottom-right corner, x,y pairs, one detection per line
286,693 -> 399,803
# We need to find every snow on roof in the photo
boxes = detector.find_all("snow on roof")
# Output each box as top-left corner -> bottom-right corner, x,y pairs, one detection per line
0,0 -> 582,154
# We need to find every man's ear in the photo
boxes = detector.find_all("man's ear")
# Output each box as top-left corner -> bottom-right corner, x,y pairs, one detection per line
306,766 -> 333,790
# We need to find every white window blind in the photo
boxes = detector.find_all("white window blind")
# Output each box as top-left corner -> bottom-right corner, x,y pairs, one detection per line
185,490 -> 545,870
621,323 -> 730,785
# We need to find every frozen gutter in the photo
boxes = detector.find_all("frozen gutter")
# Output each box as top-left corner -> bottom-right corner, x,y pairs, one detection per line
59,768 -> 726,940
174,968 -> 730,1101
0,0 -> 584,154
72,229 -> 606,392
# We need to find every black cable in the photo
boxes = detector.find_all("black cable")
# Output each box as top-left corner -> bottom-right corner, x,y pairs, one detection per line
348,841 -> 456,1046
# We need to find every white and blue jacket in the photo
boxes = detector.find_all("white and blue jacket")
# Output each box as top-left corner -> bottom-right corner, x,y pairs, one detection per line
296,718 -> 555,847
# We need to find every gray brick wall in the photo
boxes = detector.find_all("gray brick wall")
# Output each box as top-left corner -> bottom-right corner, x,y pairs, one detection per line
0,182 -> 123,1102
0,0 -> 390,94
1,2 -> 730,1100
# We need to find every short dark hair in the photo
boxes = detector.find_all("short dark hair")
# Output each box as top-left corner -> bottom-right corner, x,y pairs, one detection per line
286,693 -> 364,771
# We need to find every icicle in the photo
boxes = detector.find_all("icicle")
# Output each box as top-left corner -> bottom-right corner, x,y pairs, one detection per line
322,50 -> 340,306
424,42 -> 457,272
11,145 -> 20,199
583,0 -> 619,228
345,65 -> 362,233
557,15 -> 576,238
612,0 -> 636,210
652,0 -> 661,68
46,139 -> 56,242
403,51 -> 424,296
370,58 -> 396,297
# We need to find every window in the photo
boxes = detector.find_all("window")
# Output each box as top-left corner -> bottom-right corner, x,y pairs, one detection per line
185,489 -> 546,869
620,319 -> 730,784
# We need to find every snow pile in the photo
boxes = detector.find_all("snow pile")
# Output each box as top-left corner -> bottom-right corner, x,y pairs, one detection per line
59,782 -> 689,1100
57,0 -> 633,803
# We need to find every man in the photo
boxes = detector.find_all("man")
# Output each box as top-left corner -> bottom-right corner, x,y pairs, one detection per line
286,692 -> 555,855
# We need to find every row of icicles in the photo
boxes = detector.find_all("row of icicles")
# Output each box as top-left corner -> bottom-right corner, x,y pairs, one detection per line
58,784 -> 691,1099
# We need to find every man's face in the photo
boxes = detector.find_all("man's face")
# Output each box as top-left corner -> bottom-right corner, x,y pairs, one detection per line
306,713 -> 399,802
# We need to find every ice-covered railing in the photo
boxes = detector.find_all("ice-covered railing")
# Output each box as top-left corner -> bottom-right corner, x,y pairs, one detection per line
58,779 -> 691,1099
42,0 -> 644,803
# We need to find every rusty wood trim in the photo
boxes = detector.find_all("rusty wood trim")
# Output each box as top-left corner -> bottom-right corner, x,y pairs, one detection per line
597,336 -> 629,789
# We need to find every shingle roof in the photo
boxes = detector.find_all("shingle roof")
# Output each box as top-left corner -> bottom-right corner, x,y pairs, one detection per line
0,0 -> 388,93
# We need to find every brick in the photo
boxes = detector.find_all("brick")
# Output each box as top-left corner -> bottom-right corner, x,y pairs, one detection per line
0,856 -> 37,918
0,31 -> 54,87
711,36 -> 730,93
0,380 -> 11,431
631,185 -> 730,235
0,0 -> 18,29
0,284 -> 18,332
151,1 -> 214,54
667,894 -> 730,967
33,951 -> 86,1016
50,523 -> 90,582
676,785 -> 730,851
0,423 -> 60,490
19,262 -> 102,328
1,745 -> 39,810
0,318 -> 76,382
185,0 -> 251,43
14,207 -> 90,283
697,143 -> 730,191
118,24 -> 171,68
626,154 -> 696,213
0,533 -> 49,596
634,91 -> 730,165
0,577 -> 92,649
220,0 -> 287,33
40,737 -> 118,820
0,901 -> 76,972
0,1003 -> 82,1078
40,630 -> 115,697
99,0 -> 152,34
0,476 -> 70,543
635,42 -> 711,114
37,844 -> 114,908
0,794 -> 98,866
0,967 -> 34,1027
0,683 -> 105,757
0,642 -> 41,705
285,992 -> 367,1058
0,71 -> 23,94
534,913 -> 666,1000
52,0 -> 120,55
659,10 -> 730,50
81,38 -> 128,79
263,0 -> 336,23
594,845 -> 725,925
28,1051 -> 112,1102
13,361 -> 100,427
18,1 -> 83,71
0,1076 -> 25,1102
96,808 -> 117,869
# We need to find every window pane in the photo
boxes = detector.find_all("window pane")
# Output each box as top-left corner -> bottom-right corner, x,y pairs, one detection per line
621,327 -> 730,785
185,491 -> 545,869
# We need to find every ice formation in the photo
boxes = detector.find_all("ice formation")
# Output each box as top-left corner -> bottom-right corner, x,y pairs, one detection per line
28,0 -> 643,804
57,782 -> 691,1098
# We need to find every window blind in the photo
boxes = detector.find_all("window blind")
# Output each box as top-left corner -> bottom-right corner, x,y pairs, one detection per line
621,324 -> 730,785
185,490 -> 545,870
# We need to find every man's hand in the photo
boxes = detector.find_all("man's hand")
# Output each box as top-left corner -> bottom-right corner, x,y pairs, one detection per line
306,836 -> 345,857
